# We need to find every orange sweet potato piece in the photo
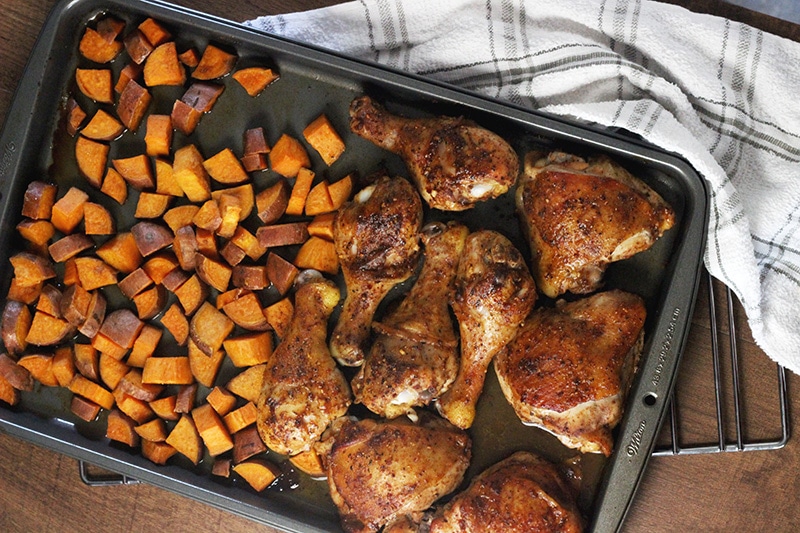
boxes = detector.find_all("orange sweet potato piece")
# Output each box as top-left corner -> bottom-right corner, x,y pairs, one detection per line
116,369 -> 163,402
131,221 -> 173,257
75,136 -> 109,188
138,18 -> 171,47
241,153 -> 267,173
266,252 -> 298,296
51,186 -> 89,234
269,134 -> 310,179
91,332 -> 128,360
127,324 -> 162,368
193,199 -> 222,232
289,449 -> 327,478
232,67 -> 279,97
142,252 -> 179,283
193,44 -> 237,80
0,374 -> 20,405
52,346 -> 76,387
224,402 -> 259,435
119,268 -> 154,299
115,63 -> 143,94
17,354 -> 58,387
303,114 -> 345,166
49,233 -> 93,263
263,297 -> 293,339
233,459 -> 280,491
286,167 -> 314,216
243,127 -> 270,156
135,417 -> 168,442
133,284 -> 167,320
187,338 -> 225,388
223,331 -> 272,367
155,157 -> 183,197
106,409 -> 140,447
66,98 -> 87,137
231,265 -> 269,291
96,232 -> 142,273
192,403 -> 234,456
68,374 -> 114,409
144,115 -> 173,157
35,284 -> 62,318
166,414 -> 203,464
7,278 -> 43,305
179,48 -> 199,68
17,220 -> 55,249
124,29 -> 154,65
2,301 -> 31,356
60,283 -> 92,326
142,356 -> 194,385
328,175 -> 353,210
173,274 -> 208,316
160,303 -> 189,346
204,148 -> 249,185
22,181 -> 57,220
100,167 -> 128,204
256,222 -> 309,248
10,252 -> 56,287
79,27 -> 123,63
294,236 -> 339,275
210,184 -> 254,222
26,311 -> 74,347
304,180 -> 334,216
173,225 -> 199,271
195,253 -> 232,293
206,386 -> 237,417
220,241 -> 246,267
215,194 -> 241,239
142,439 -> 177,464
82,109 -> 124,141
78,291 -> 107,339
0,353 -> 34,391
74,342 -> 99,381
144,42 -> 186,86
117,79 -> 152,131
83,202 -> 115,235
307,212 -> 336,241
76,68 -> 113,103
222,293 -> 269,332
174,144 -> 211,202
225,363 -> 265,404
135,192 -> 172,219
163,205 -> 200,232
171,99 -> 203,136
232,424 -> 266,464
99,352 -> 130,390
74,257 -> 118,290
100,309 -> 144,349
149,394 -> 179,421
71,395 -> 101,422
189,302 -> 233,356
113,154 -> 154,190
114,390 -> 157,425
230,226 -> 266,261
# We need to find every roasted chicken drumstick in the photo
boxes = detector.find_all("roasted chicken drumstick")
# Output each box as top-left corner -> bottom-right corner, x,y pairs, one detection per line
349,95 -> 519,211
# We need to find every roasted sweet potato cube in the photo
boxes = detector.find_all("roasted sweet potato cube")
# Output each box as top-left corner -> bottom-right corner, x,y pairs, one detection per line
193,199 -> 222,231
143,356 -> 194,385
133,284 -> 167,320
10,252 -> 56,287
224,402 -> 259,435
22,181 -> 57,220
144,42 -> 186,86
51,186 -> 89,234
76,68 -> 113,103
294,236 -> 339,275
149,394 -> 179,421
303,113 -> 346,166
233,459 -> 280,492
223,331 -> 272,367
113,154 -> 154,190
222,293 -> 269,331
286,167 -> 315,216
0,353 -> 34,391
52,346 -> 76,387
160,303 -> 189,346
181,81 -> 225,112
215,194 -> 241,239
96,233 -> 143,274
220,241 -> 246,267
192,403 -> 233,456
304,180 -> 334,216
74,257 -> 117,290
68,374 -> 114,409
173,144 -> 211,202
17,219 -> 55,249
0,374 -> 20,406
256,222 -> 309,248
144,115 -> 173,157
232,67 -> 279,97
7,278 -> 43,305
189,302 -> 234,356
225,363 -> 265,403
195,228 -> 219,258
230,226 -> 266,261
135,192 -> 171,218
256,178 -> 290,224
107,409 -> 140,447
166,414 -> 203,464
91,331 -> 128,360
26,311 -> 74,346
175,383 -> 199,414
2,301 -> 31,356
119,268 -> 154,298
289,449 -> 326,478
127,325 -> 162,368
187,338 -> 225,388
155,157 -> 183,196
161,268 -> 189,292
263,297 -> 293,339
117,79 -> 152,131
269,134 -> 310,178
115,63 -> 143,94
134,418 -> 168,442
78,291 -> 107,339
142,440 -> 177,464
79,26 -> 123,63
266,252 -> 299,296
66,98 -> 87,137
173,225 -> 198,271
163,205 -> 200,232
83,202 -> 115,235
210,184 -> 254,222
131,221 -> 173,257
75,136 -> 109,188
113,390 -> 154,426
75,346 -> 100,382
116,369 -> 163,402
142,252 -> 179,283
216,288 -> 250,309
100,167 -> 128,204
243,127 -> 270,156
204,148 -> 249,185
179,48 -> 199,68
206,386 -> 237,417
193,44 -> 237,80
171,99 -> 203,136
124,29 -> 154,65
49,233 -> 93,263
138,18 -> 171,46
100,309 -> 144,349
307,212 -> 336,241
71,395 -> 101,422
18,349 -> 58,386
232,265 -> 269,291
60,283 -> 92,326
232,424 -> 266,464
35,284 -> 62,318
173,274 -> 208,316
195,253 -> 232,293
82,109 -> 124,141
99,352 -> 130,390
241,153 -> 267,173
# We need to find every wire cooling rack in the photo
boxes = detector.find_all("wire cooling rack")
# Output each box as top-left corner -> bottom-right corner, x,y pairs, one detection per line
653,269 -> 790,456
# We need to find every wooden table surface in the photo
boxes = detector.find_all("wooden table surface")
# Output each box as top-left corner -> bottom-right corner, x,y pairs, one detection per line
1,1 -> 798,532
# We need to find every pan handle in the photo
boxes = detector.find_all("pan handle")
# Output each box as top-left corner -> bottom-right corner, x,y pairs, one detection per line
78,460 -> 139,487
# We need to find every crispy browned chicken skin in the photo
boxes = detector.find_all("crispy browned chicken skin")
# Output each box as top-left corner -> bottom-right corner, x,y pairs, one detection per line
349,95 -> 519,211
516,151 -> 675,298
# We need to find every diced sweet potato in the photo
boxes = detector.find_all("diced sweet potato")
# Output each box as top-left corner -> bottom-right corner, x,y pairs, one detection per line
68,374 -> 114,409
135,192 -> 171,219
60,283 -> 92,326
142,439 -> 177,464
119,268 -> 154,298
160,303 -> 189,346
22,181 -> 57,220
124,29 -> 154,65
7,278 -> 43,305
115,63 -> 143,94
256,222 -> 309,248
96,233 -> 142,273
187,338 -> 225,388
220,241 -> 245,267
26,311 -> 74,347
70,395 -> 101,422
243,127 -> 270,156
294,236 -> 339,275
195,253 -> 232,293
95,16 -> 125,43
142,252 -> 179,283
63,259 -> 80,286
133,284 -> 167,320
113,391 -> 156,424
263,297 -> 293,339
116,369 -> 163,402
166,414 -> 203,464
192,403 -> 234,456
127,324 -> 162,368
17,219 -> 55,249
2,301 -> 31,356
134,417 -> 168,442
163,205 -> 200,232
78,290 -> 107,339
171,99 -> 203,136
144,42 -> 186,86
230,226 -> 266,261
328,174 -> 353,210
304,180 -> 334,216
286,167 -> 315,216
224,402 -> 259,435
173,144 -> 211,202
10,252 -> 56,287
193,44 -> 237,80
117,79 -> 152,131
131,221 -> 173,257
210,184 -> 254,222
82,109 -> 124,141
223,331 -> 272,367
193,199 -> 222,232
75,136 -> 109,188
266,252 -> 299,296
149,395 -> 179,421
52,346 -> 76,387
91,332 -> 127,360
79,27 -> 123,63
173,274 -> 208,315
241,153 -> 267,173
144,115 -> 173,157
289,449 -> 327,478
171,225 -> 198,271
66,98 -> 87,137
0,353 -> 34,391
106,409 -> 140,447
99,352 -> 130,390
83,202 -> 115,235
232,424 -> 266,464
189,302 -> 233,356
99,309 -> 144,349
232,67 -> 279,97
76,68 -> 113,103
225,363 -> 265,403
307,212 -> 336,241
113,154 -> 154,190
161,268 -> 189,292
269,134 -> 310,178
35,284 -> 62,318
138,18 -> 171,47
222,294 -> 269,331
233,459 -> 280,491
73,343 -> 97,378
0,374 -> 20,406
204,148 -> 249,185
51,186 -> 89,234
303,114 -> 345,166
181,82 -> 225,112
216,288 -> 250,309
178,48 -> 199,68
74,257 -> 118,290
232,265 -> 269,291
206,386 -> 237,417
155,157 -> 183,197
215,194 -> 241,239
142,356 -> 194,385
100,167 -> 128,204
49,233 -> 93,263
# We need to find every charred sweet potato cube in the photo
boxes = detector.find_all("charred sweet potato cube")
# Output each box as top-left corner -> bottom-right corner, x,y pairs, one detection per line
181,81 -> 224,112
78,291 -> 107,339
51,186 -> 89,234
79,26 -> 124,63
195,228 -> 218,258
100,167 -> 128,204
96,232 -> 142,273
232,67 -> 279,97
22,181 -> 57,220
76,68 -> 113,103
161,268 -> 189,292
173,225 -> 199,271
82,109 -> 124,141
219,241 -> 246,267
255,178 -> 290,224
117,79 -> 152,131
204,148 -> 249,185
131,221 -> 173,257
144,114 -> 173,157
48,233 -> 93,263
266,253 -> 298,296
135,192 -> 172,218
241,153 -> 267,173
303,113 -> 346,166
173,144 -> 211,202
100,309 -> 144,349
193,44 -> 237,80
113,154 -> 154,190
83,202 -> 115,235
144,42 -> 186,86
232,425 -> 266,464
269,134 -> 310,179
243,127 -> 270,156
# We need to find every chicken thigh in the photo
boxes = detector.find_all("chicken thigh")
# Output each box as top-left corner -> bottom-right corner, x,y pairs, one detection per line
494,289 -> 646,456
436,230 -> 537,429
352,221 -> 468,418
428,451 -> 583,533
516,151 -> 675,298
331,175 -> 423,366
349,95 -> 519,211
318,413 -> 471,533
256,274 -> 352,456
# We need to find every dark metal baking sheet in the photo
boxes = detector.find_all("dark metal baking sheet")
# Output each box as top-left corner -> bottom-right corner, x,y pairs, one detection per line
0,0 -> 708,531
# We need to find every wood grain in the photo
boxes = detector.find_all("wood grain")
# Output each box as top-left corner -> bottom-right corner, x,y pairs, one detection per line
0,1 -> 798,532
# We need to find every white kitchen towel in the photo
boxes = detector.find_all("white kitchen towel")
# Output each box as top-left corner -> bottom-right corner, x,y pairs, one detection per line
246,0 -> 800,374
